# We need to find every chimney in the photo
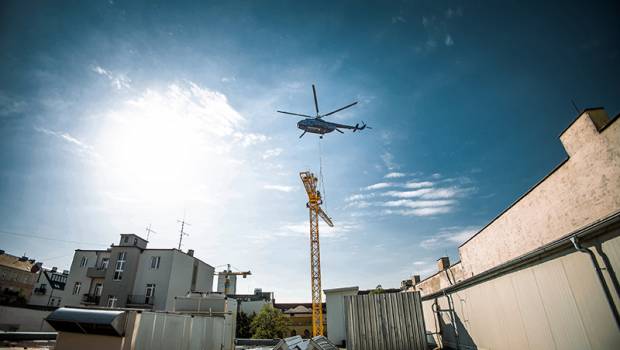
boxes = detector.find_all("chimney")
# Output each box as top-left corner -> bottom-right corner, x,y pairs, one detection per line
560,108 -> 610,157
437,257 -> 450,271
63,270 -> 69,275
187,249 -> 194,257
412,274 -> 421,284
52,267 -> 58,272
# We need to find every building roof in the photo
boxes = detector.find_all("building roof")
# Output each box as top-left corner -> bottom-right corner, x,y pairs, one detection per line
323,286 -> 359,294
0,252 -> 37,272
274,303 -> 326,313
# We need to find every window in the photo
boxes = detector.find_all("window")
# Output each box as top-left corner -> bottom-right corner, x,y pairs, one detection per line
150,256 -> 161,269
107,295 -> 117,308
123,236 -> 129,243
114,252 -> 126,281
94,283 -> 103,296
72,282 -> 81,295
133,238 -> 138,245
100,258 -> 109,269
80,256 -> 88,267
145,284 -> 155,304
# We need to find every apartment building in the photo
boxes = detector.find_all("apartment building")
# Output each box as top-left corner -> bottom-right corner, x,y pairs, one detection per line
29,266 -> 68,307
62,233 -> 214,311
0,250 -> 41,304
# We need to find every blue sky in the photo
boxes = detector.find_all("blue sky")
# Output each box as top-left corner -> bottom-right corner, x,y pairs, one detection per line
1,1 -> 618,301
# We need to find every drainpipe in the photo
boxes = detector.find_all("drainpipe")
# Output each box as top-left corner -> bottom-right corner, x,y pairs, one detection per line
570,237 -> 620,330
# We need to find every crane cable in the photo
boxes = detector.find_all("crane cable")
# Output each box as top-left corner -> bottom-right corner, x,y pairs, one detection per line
318,137 -> 327,208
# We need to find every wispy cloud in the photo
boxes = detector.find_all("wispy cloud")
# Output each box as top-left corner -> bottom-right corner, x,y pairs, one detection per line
92,65 -> 131,90
276,221 -> 359,239
445,34 -> 454,46
420,226 -> 479,250
263,184 -> 294,193
34,126 -> 99,160
381,151 -> 398,170
384,172 -> 406,178
345,193 -> 376,202
383,187 -> 462,199
345,168 -> 475,217
364,182 -> 394,191
262,148 -> 283,160
404,181 -> 434,189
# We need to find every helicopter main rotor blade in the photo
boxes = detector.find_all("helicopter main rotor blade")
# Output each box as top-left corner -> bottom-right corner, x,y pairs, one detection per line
312,84 -> 319,115
321,101 -> 358,117
335,128 -> 344,134
277,110 -> 313,118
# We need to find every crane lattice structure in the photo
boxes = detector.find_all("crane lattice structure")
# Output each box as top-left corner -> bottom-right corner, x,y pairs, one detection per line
300,171 -> 334,337
215,264 -> 251,295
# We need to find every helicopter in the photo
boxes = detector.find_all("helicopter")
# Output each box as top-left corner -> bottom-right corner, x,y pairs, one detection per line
277,84 -> 371,138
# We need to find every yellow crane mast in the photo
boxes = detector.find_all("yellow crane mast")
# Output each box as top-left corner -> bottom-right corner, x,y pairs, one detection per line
300,171 -> 334,337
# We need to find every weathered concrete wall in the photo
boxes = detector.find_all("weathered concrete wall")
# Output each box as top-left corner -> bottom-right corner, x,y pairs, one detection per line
412,263 -> 465,297
460,109 -> 620,276
421,227 -> 620,350
0,305 -> 53,331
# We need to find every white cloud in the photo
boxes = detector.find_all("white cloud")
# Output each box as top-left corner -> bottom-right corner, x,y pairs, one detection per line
345,193 -> 376,202
404,181 -> 434,189
277,221 -> 359,239
420,226 -> 479,249
233,132 -> 269,147
364,182 -> 394,191
262,148 -> 283,160
382,199 -> 455,208
391,16 -> 406,23
92,65 -> 131,90
34,126 -> 99,160
383,187 -> 461,199
384,172 -> 406,178
263,184 -> 294,193
381,151 -> 398,170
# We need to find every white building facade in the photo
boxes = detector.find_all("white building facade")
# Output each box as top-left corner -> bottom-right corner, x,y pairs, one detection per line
61,234 -> 214,311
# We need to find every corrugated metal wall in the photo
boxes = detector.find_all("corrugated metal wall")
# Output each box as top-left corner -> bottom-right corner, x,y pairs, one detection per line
344,291 -> 427,350
134,312 -> 233,350
423,230 -> 620,350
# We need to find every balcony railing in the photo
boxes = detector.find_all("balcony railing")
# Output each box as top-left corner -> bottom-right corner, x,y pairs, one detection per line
82,294 -> 101,304
33,287 -> 47,295
127,294 -> 154,306
86,266 -> 107,278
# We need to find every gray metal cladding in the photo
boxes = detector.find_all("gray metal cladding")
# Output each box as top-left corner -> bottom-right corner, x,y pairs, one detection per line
344,292 -> 427,350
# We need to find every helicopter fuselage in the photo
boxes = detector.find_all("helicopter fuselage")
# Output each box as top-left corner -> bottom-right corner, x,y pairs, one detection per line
297,118 -> 336,135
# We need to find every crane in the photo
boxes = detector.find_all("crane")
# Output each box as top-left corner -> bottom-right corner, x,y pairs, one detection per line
215,264 -> 251,295
300,171 -> 334,337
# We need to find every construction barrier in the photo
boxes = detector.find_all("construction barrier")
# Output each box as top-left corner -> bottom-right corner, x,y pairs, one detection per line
344,291 -> 427,350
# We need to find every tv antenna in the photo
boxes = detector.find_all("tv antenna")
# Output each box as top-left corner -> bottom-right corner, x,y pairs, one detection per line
145,224 -> 157,241
176,218 -> 190,249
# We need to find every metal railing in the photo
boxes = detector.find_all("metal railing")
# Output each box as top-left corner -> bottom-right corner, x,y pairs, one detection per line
81,294 -> 100,304
127,295 -> 154,305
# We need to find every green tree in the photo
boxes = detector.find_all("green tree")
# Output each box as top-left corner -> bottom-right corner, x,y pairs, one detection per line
250,305 -> 290,339
236,311 -> 255,338
369,284 -> 385,295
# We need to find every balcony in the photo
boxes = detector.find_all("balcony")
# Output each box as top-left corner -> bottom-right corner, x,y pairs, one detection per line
33,287 -> 47,295
126,295 -> 154,308
86,266 -> 107,278
82,294 -> 101,305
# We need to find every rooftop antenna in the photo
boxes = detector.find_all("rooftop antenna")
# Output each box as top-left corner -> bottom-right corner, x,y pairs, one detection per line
176,217 -> 190,250
145,224 -> 157,241
571,99 -> 581,114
